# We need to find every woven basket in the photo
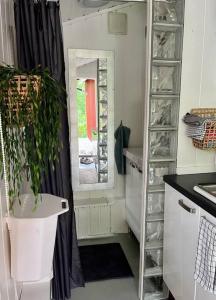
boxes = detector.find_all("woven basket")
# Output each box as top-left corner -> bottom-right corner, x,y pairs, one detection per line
191,108 -> 216,150
5,75 -> 41,124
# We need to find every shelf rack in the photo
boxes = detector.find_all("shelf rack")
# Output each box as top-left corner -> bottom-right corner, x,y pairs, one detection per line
141,0 -> 185,299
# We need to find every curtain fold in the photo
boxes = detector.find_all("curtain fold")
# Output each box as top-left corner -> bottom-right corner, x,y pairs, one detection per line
14,1 -> 84,299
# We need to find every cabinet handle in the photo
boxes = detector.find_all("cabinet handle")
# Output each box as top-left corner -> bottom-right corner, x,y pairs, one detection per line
178,199 -> 196,214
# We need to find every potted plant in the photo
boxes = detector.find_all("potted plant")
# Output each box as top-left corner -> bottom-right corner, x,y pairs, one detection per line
0,65 -> 64,210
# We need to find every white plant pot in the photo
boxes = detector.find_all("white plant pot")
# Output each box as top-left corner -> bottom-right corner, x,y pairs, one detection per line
7,193 -> 68,282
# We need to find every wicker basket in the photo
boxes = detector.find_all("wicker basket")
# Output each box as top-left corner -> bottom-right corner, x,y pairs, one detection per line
5,75 -> 41,124
191,108 -> 216,150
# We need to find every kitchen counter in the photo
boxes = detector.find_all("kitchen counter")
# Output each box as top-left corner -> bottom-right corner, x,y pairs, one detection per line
123,147 -> 143,170
164,173 -> 216,218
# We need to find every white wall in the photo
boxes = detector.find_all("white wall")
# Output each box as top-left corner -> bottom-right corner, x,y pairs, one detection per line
177,0 -> 216,174
63,3 -> 147,200
0,1 -> 17,299
60,0 -> 122,21
77,60 -> 97,79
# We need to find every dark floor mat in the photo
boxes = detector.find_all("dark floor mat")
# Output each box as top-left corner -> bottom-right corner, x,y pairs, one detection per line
79,243 -> 134,283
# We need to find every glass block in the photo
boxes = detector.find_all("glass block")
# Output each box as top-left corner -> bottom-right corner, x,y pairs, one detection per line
151,64 -> 180,94
153,27 -> 182,59
99,118 -> 107,132
99,172 -> 108,183
98,86 -> 108,102
98,70 -> 107,86
153,0 -> 184,24
143,277 -> 169,300
99,159 -> 108,172
148,162 -> 175,186
99,146 -> 108,159
145,249 -> 163,269
99,132 -> 107,145
149,131 -> 177,158
150,98 -> 178,127
99,102 -> 108,117
99,58 -> 107,70
147,193 -> 164,216
146,221 -> 164,242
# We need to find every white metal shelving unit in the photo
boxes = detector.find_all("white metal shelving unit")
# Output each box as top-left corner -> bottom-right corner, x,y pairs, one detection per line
139,0 -> 185,299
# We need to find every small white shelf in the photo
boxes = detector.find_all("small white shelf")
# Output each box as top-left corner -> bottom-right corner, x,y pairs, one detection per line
148,185 -> 165,193
144,266 -> 163,278
151,92 -> 180,98
153,22 -> 183,30
149,157 -> 176,163
149,125 -> 178,131
147,213 -> 164,222
145,240 -> 163,250
151,94 -> 179,100
149,127 -> 177,132
152,58 -> 181,65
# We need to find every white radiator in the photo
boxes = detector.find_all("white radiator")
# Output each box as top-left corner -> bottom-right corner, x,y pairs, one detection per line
74,197 -> 127,239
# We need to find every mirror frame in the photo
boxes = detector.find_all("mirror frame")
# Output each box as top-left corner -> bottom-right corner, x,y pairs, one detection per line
68,49 -> 114,191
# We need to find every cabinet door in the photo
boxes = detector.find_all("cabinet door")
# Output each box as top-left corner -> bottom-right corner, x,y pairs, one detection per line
195,209 -> 216,300
125,160 -> 141,240
163,184 -> 182,299
125,159 -> 132,204
125,159 -> 133,222
163,184 -> 200,300
180,194 -> 200,300
133,166 -> 142,228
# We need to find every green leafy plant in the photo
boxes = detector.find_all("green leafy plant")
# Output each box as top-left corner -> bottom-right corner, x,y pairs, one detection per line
0,65 -> 64,210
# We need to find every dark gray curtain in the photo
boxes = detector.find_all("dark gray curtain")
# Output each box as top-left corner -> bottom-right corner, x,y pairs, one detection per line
14,1 -> 84,299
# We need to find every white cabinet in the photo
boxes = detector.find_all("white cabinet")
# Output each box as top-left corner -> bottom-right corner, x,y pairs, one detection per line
163,184 -> 182,298
180,194 -> 200,300
195,209 -> 216,300
164,184 -> 216,300
163,184 -> 200,300
125,159 -> 142,241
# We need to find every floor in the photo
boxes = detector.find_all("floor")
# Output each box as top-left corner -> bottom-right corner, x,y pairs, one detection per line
70,234 -> 140,300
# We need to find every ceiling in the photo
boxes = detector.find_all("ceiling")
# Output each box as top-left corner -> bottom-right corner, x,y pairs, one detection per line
78,0 -> 111,8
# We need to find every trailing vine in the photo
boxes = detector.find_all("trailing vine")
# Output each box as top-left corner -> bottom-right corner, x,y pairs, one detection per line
0,65 -> 64,210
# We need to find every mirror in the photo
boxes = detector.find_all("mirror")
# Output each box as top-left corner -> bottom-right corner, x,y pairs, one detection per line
68,49 -> 114,191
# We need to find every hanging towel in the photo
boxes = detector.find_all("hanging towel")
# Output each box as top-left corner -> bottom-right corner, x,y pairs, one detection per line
194,216 -> 216,294
186,124 -> 206,140
114,122 -> 131,175
183,113 -> 206,126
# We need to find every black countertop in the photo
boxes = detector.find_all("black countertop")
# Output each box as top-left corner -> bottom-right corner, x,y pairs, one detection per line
164,173 -> 216,218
